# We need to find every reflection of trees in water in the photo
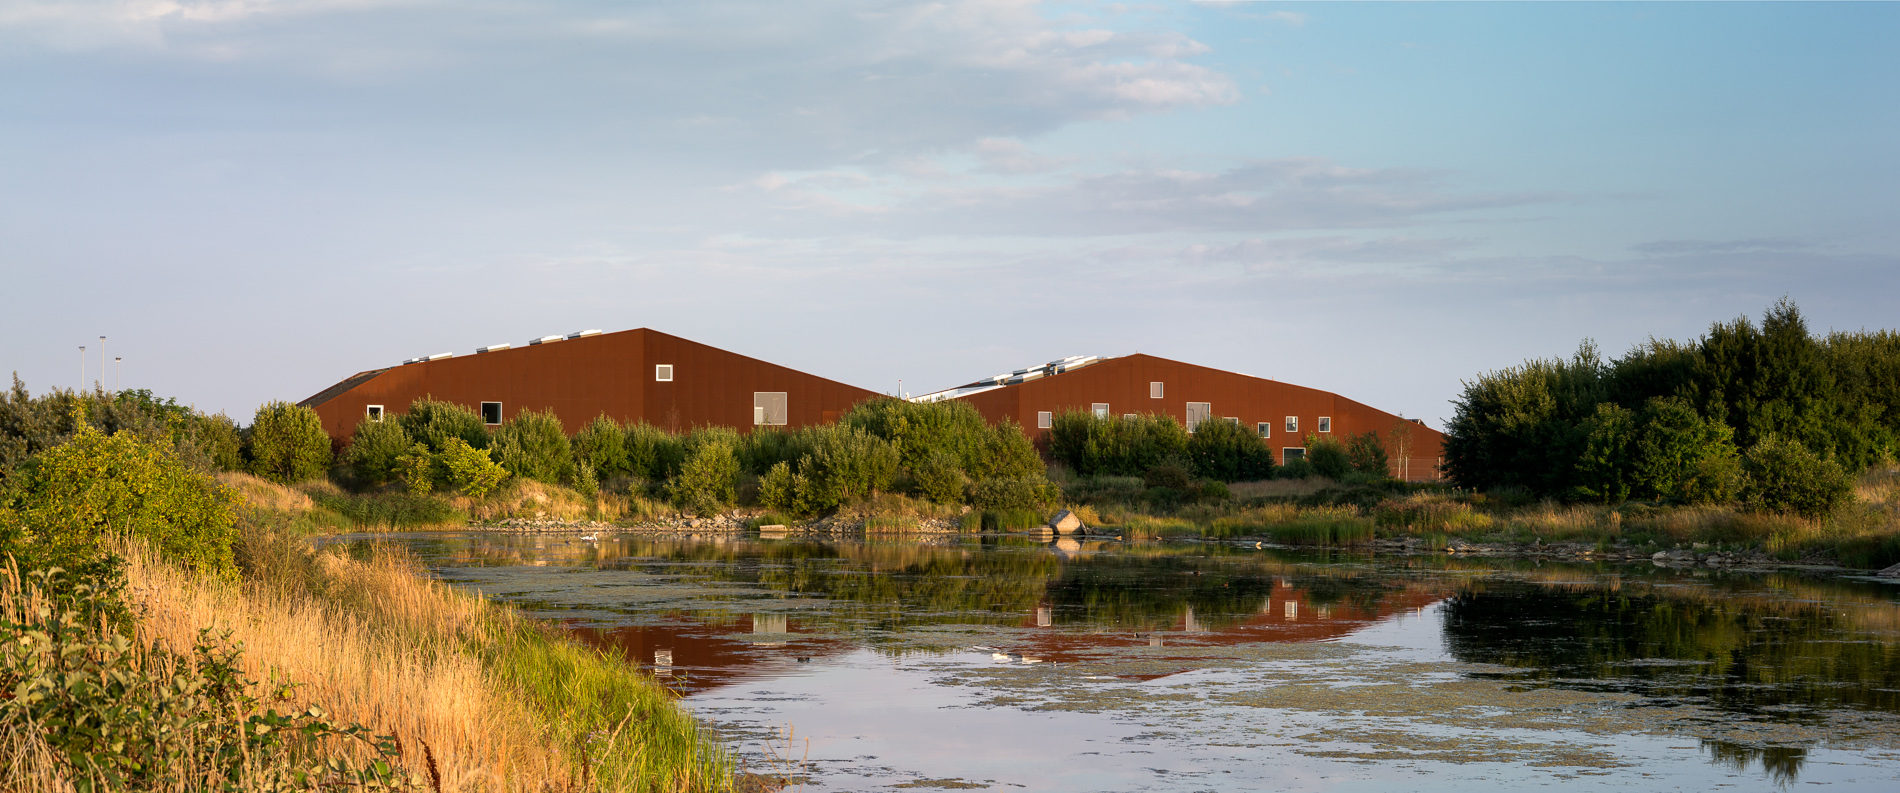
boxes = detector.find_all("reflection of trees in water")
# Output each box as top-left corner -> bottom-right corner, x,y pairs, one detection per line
1703,738 -> 1805,787
1044,554 -> 1275,631
1442,580 -> 1900,715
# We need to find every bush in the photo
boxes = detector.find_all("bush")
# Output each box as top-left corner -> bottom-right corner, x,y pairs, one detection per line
1741,434 -> 1853,518
625,421 -> 685,481
490,408 -> 574,485
2,416 -> 239,578
1307,434 -> 1352,480
571,414 -> 630,479
1142,464 -> 1192,491
844,398 -> 996,476
395,442 -> 433,495
737,426 -> 801,475
910,449 -> 968,505
1278,457 -> 1315,479
1186,418 -> 1275,482
439,437 -> 508,497
246,401 -> 331,484
792,424 -> 900,512
669,441 -> 740,515
970,475 -> 1059,512
187,412 -> 245,472
1047,411 -> 1190,477
344,417 -> 412,485
396,397 -> 488,454
976,419 -> 1046,480
1343,431 -> 1390,477
757,461 -> 809,515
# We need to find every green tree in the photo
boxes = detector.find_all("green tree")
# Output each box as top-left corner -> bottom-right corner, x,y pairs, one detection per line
910,449 -> 968,504
344,417 -> 412,485
571,414 -> 631,479
395,442 -> 434,495
1306,433 -> 1353,480
1343,431 -> 1390,477
246,401 -> 332,484
793,424 -> 900,512
669,441 -> 740,515
439,437 -> 508,497
624,421 -> 685,481
1572,403 -> 1638,503
490,408 -> 574,484
397,397 -> 489,454
1,415 -> 239,577
1186,417 -> 1274,482
757,461 -> 809,515
1629,396 -> 1740,504
1442,342 -> 1606,496
1741,434 -> 1852,518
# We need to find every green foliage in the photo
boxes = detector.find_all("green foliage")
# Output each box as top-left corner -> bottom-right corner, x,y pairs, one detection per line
969,475 -> 1059,512
1278,457 -> 1315,479
344,417 -> 412,486
844,398 -> 992,473
1142,464 -> 1192,491
570,414 -> 631,479
910,449 -> 968,505
978,418 -> 1046,480
0,568 -> 422,791
757,461 -> 809,515
439,437 -> 508,498
2,417 -> 239,578
1047,411 -> 1190,477
791,425 -> 900,512
573,461 -> 600,500
1343,431 -> 1390,477
305,490 -> 463,528
668,441 -> 740,515
187,412 -> 245,473
245,401 -> 333,485
979,509 -> 1045,531
396,397 -> 489,454
1185,417 -> 1276,482
736,426 -> 800,475
624,421 -> 685,481
1741,435 -> 1853,518
489,408 -> 574,485
395,442 -> 434,495
1629,396 -> 1740,504
1306,434 -> 1353,480
1442,341 -> 1606,495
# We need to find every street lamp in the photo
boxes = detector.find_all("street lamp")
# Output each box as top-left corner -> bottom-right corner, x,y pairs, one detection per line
99,336 -> 106,392
115,357 -> 123,392
79,346 -> 86,390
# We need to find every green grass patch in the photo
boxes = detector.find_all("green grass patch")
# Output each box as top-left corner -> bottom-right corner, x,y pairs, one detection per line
306,491 -> 464,529
980,509 -> 1045,531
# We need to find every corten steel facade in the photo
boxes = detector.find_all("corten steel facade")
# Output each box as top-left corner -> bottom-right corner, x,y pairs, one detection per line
299,328 -> 881,442
947,354 -> 1447,480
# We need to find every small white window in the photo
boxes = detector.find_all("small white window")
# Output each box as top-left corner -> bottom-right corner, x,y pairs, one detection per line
1256,421 -> 1271,439
1286,416 -> 1299,434
366,405 -> 384,422
481,402 -> 502,425
1185,402 -> 1211,432
1282,447 -> 1306,462
1225,417 -> 1240,426
1318,416 -> 1332,433
1149,381 -> 1164,399
655,364 -> 674,382
1123,413 -> 1137,420
753,392 -> 788,426
1037,411 -> 1053,429
1092,403 -> 1110,419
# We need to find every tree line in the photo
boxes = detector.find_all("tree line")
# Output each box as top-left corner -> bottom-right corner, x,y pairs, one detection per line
1443,299 -> 1898,516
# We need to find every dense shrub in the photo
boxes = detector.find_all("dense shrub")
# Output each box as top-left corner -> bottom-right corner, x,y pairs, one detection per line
969,475 -> 1059,512
1343,431 -> 1390,477
396,397 -> 489,454
245,401 -> 332,484
1185,417 -> 1276,482
3,381 -> 246,482
490,408 -> 575,485
439,437 -> 508,497
1307,434 -> 1353,480
977,418 -> 1046,480
1,417 -> 238,578
793,425 -> 900,512
737,426 -> 801,475
758,461 -> 808,515
844,398 -> 993,473
910,449 -> 968,504
395,442 -> 434,495
625,421 -> 685,481
1047,411 -> 1189,477
668,441 -> 740,515
187,412 -> 245,472
1741,435 -> 1853,518
1574,397 -> 1741,504
1278,457 -> 1315,479
344,417 -> 412,485
1142,464 -> 1192,491
570,414 -> 631,479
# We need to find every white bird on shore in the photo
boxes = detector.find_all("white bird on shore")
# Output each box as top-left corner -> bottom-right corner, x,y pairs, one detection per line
579,533 -> 598,542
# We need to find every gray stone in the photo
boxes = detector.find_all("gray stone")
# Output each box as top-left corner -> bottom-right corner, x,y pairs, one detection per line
1049,509 -> 1083,534
1878,562 -> 1900,578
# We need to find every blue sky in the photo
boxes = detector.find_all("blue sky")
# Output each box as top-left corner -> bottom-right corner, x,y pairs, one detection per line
3,1 -> 1895,426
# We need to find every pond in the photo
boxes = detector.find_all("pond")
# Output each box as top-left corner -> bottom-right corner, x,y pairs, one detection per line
339,531 -> 1900,791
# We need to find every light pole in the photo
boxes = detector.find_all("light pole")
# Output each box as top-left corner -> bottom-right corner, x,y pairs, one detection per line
79,346 -> 86,390
99,336 -> 106,392
115,357 -> 123,392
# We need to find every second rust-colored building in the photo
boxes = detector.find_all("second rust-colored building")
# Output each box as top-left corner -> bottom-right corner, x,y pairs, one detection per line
299,328 -> 882,440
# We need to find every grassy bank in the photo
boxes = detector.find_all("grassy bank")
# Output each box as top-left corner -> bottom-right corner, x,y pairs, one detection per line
1067,469 -> 1900,568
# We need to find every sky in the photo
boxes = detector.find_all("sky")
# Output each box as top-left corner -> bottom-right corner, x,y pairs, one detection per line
3,1 -> 1896,427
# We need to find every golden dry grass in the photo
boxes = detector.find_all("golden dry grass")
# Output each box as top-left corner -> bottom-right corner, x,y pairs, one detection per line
125,543 -> 568,792
216,471 -> 316,513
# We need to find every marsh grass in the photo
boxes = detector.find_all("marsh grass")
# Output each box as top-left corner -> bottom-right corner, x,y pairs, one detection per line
132,517 -> 732,792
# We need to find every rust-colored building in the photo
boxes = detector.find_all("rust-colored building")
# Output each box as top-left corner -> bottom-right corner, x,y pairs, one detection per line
917,354 -> 1445,479
299,328 -> 881,441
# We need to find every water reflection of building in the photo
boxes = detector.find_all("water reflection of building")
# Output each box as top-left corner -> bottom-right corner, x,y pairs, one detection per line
567,613 -> 852,695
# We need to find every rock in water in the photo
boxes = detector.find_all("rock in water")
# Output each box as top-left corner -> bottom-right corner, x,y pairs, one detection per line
1878,562 -> 1900,578
1049,509 -> 1083,534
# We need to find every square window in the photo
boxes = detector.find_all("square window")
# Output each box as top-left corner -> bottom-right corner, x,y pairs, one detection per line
366,405 -> 384,422
1149,381 -> 1164,399
1123,414 -> 1137,420
655,364 -> 674,382
1285,416 -> 1299,434
1185,402 -> 1211,432
753,392 -> 788,426
1256,421 -> 1271,439
1318,416 -> 1332,433
1037,411 -> 1053,429
481,402 -> 502,425
1282,447 -> 1306,462
1092,403 -> 1110,419
1225,417 -> 1240,426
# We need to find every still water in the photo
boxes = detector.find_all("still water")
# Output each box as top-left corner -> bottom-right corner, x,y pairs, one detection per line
345,532 -> 1900,791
